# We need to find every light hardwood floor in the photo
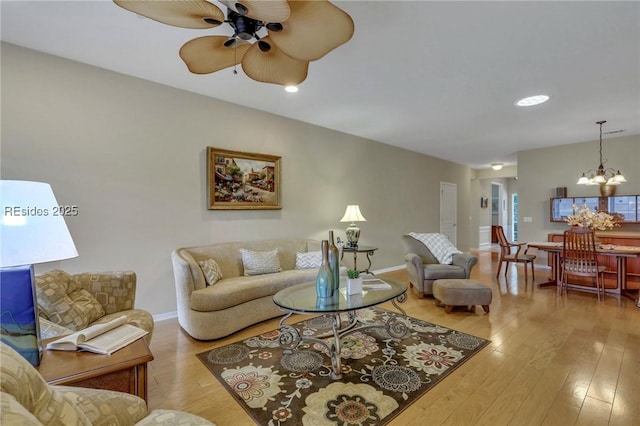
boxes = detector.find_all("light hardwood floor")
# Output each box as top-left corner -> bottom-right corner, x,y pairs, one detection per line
147,251 -> 640,425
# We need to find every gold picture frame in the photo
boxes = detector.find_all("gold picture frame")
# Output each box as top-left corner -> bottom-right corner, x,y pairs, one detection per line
207,147 -> 281,210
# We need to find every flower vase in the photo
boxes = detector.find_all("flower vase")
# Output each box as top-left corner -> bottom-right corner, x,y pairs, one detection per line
316,240 -> 334,298
328,231 -> 340,292
347,277 -> 362,295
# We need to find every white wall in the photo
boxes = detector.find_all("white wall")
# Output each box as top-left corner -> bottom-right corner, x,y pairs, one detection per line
1,43 -> 475,316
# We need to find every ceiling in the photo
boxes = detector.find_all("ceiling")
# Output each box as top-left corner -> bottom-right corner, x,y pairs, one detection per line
2,1 -> 639,170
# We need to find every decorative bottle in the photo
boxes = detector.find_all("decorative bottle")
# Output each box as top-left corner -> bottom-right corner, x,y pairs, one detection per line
316,240 -> 334,299
328,231 -> 340,292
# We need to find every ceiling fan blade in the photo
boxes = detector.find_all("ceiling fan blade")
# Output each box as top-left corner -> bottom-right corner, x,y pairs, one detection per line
269,0 -> 354,61
220,0 -> 290,23
179,36 -> 250,74
114,0 -> 224,29
242,37 -> 308,86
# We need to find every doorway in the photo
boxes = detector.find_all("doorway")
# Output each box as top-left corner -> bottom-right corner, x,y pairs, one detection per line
512,193 -> 518,241
491,182 -> 507,243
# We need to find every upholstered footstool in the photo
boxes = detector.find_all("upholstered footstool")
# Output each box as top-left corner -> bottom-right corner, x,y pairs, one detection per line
433,279 -> 492,314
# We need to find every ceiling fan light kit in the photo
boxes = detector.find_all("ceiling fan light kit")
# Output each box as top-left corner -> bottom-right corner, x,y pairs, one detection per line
114,0 -> 354,87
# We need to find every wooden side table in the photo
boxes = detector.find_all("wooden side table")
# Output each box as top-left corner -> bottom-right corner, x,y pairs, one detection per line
37,337 -> 153,403
341,245 -> 379,274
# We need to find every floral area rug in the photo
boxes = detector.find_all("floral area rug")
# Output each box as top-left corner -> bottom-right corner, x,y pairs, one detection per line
197,307 -> 490,426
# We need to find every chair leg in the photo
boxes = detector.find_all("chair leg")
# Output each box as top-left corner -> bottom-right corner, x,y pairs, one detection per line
496,261 -> 502,278
531,261 -> 535,282
597,274 -> 604,301
524,262 -> 528,282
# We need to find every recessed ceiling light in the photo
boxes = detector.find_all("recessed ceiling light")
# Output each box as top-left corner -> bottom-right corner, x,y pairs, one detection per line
285,86 -> 298,93
515,95 -> 549,107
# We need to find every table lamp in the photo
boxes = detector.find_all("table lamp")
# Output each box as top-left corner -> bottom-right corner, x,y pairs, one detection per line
340,205 -> 367,248
0,180 -> 78,366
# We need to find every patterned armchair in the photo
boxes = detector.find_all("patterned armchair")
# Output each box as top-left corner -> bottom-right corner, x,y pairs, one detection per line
0,342 -> 216,425
35,270 -> 153,344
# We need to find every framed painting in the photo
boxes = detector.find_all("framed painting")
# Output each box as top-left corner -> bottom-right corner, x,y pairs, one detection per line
207,147 -> 281,210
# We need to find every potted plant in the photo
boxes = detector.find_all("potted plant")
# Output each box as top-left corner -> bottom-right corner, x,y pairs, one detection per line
346,269 -> 362,295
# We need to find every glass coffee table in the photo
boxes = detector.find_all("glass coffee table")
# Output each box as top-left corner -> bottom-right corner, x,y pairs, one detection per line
272,277 -> 408,379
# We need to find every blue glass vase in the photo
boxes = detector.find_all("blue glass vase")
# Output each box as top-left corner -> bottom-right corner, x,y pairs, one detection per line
316,240 -> 334,298
328,231 -> 340,292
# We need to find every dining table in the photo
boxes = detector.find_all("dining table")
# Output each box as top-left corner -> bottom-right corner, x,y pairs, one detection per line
527,241 -> 640,304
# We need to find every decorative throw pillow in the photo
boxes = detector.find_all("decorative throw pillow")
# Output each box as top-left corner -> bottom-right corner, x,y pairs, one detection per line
295,251 -> 322,269
240,248 -> 282,276
35,270 -> 105,331
199,258 -> 223,286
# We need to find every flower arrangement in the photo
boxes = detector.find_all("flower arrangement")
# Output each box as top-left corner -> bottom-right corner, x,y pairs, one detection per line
566,203 -> 620,231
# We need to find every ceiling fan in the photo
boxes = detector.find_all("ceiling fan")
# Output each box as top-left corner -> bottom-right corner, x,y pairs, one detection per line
113,0 -> 354,86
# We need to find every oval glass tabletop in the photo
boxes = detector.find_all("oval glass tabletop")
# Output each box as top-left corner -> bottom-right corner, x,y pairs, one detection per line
273,277 -> 407,314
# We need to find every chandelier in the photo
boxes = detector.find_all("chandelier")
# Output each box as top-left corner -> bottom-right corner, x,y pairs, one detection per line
576,120 -> 626,187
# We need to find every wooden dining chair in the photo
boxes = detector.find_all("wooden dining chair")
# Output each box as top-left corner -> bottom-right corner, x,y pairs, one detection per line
495,225 -> 536,282
561,227 -> 605,301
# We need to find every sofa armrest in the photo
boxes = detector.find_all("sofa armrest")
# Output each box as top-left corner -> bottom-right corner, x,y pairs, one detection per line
404,253 -> 424,286
451,253 -> 478,278
56,386 -> 148,425
73,271 -> 137,315
38,317 -> 72,340
135,409 -> 217,426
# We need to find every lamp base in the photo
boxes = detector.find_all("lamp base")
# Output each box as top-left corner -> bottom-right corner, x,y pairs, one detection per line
345,224 -> 360,248
0,265 -> 42,366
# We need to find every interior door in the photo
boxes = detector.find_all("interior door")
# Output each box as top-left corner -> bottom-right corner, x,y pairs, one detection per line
440,182 -> 457,246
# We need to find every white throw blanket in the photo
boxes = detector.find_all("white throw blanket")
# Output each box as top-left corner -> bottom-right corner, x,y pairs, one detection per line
408,232 -> 462,265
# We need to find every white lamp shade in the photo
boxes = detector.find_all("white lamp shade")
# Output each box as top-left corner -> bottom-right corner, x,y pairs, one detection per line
1,181 -> 78,267
340,205 -> 366,223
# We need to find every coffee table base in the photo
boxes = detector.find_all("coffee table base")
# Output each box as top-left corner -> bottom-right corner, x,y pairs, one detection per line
277,295 -> 407,379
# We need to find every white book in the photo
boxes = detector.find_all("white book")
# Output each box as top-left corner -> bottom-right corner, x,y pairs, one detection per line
362,278 -> 392,290
45,315 -> 148,355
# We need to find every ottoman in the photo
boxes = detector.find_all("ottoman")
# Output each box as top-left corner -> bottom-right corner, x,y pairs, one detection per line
433,279 -> 492,314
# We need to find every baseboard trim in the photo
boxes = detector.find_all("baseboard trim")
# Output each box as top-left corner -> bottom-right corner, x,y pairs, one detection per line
153,311 -> 177,322
372,264 -> 405,274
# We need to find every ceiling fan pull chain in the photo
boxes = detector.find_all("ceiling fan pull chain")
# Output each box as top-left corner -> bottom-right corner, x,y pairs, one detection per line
233,46 -> 238,75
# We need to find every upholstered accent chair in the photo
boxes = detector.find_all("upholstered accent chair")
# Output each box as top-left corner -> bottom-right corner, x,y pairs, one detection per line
401,234 -> 478,297
35,270 -> 154,344
0,342 -> 216,425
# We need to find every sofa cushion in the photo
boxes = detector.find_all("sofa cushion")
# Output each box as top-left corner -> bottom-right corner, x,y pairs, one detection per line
35,270 -> 105,331
190,269 -> 318,312
199,259 -> 223,286
423,264 -> 467,281
240,248 -> 282,276
295,251 -> 322,269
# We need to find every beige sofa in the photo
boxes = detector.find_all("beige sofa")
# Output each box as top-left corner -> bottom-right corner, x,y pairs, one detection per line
172,239 -> 332,340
